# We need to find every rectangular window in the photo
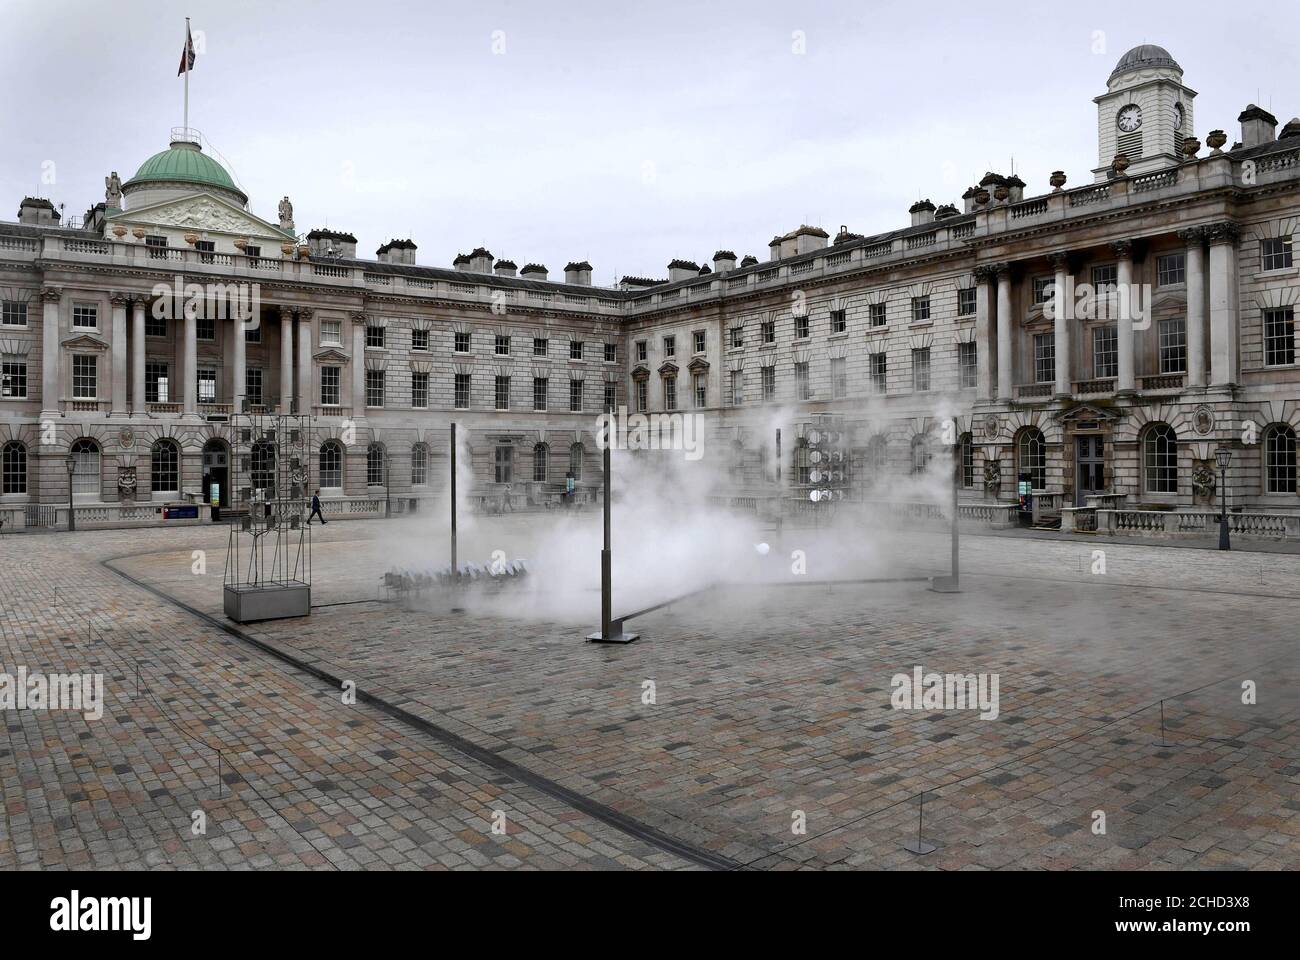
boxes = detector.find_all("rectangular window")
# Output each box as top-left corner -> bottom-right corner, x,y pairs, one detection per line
569,378 -> 583,412
569,340 -> 583,360
730,326 -> 743,348
1093,325 -> 1119,378
693,330 -> 706,353
911,348 -> 931,392
197,368 -> 217,403
196,316 -> 215,341
495,375 -> 510,410
911,296 -> 930,322
195,239 -> 215,263
72,304 -> 97,329
145,362 -> 169,403
1091,263 -> 1118,290
795,314 -> 809,340
454,373 -> 471,409
869,302 -> 887,327
663,335 -> 675,358
693,373 -> 707,407
603,381 -> 617,410
831,356 -> 847,398
1033,333 -> 1055,383
145,314 -> 167,338
730,369 -> 743,405
830,309 -> 847,334
534,337 -> 548,357
411,372 -> 429,408
495,334 -> 510,356
533,377 -> 548,411
245,324 -> 261,343
870,353 -> 887,394
761,320 -> 775,344
761,366 -> 776,401
320,367 -> 340,406
1157,253 -> 1186,286
1262,236 -> 1294,272
145,235 -> 167,258
244,245 -> 260,259
635,340 -> 647,362
365,369 -> 385,407
794,361 -> 810,400
636,379 -> 647,412
454,331 -> 471,353
1,359 -> 27,399
664,377 -> 677,410
494,445 -> 513,484
245,367 -> 263,407
958,342 -> 977,388
409,327 -> 427,351
1158,317 -> 1187,373
1032,277 -> 1055,305
1263,308 -> 1296,366
366,325 -> 385,349
604,342 -> 616,363
957,288 -> 976,317
2,302 -> 29,326
72,355 -> 96,399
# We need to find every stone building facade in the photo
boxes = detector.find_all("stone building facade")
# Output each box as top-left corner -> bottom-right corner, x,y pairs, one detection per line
2,45 -> 1298,529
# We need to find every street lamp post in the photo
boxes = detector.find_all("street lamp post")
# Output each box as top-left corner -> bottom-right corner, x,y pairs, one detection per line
64,453 -> 76,532
1215,446 -> 1232,551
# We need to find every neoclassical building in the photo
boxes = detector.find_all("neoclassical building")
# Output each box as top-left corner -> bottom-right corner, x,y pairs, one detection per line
2,44 -> 1298,532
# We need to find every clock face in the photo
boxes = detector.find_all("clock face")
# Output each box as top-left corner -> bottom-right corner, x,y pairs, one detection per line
1173,103 -> 1185,131
1117,104 -> 1143,133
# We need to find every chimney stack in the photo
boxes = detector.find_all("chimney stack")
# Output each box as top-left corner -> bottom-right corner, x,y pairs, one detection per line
375,238 -> 417,265
494,259 -> 517,278
520,263 -> 548,281
1238,104 -> 1279,149
564,260 -> 592,285
712,250 -> 737,273
909,199 -> 936,226
468,247 -> 493,273
17,197 -> 59,225
452,253 -> 470,271
306,228 -> 357,258
667,259 -> 700,283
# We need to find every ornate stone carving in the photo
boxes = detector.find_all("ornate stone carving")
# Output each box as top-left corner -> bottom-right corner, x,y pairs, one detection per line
1177,226 -> 1205,245
1049,170 -> 1067,190
973,264 -> 998,284
1203,221 -> 1241,245
1192,405 -> 1216,436
1191,463 -> 1216,499
1205,129 -> 1228,152
278,196 -> 294,231
104,171 -> 122,207
40,287 -> 61,303
118,427 -> 135,449
117,465 -> 137,501
1111,239 -> 1133,258
982,414 -> 1000,439
1047,251 -> 1069,270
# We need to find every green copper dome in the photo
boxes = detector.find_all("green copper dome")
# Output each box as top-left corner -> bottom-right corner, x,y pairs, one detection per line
123,141 -> 245,200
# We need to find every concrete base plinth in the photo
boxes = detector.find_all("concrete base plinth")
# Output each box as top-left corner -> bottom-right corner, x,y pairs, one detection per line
224,582 -> 311,622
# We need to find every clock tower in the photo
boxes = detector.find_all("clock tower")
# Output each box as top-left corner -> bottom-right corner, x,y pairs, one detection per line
1093,44 -> 1197,182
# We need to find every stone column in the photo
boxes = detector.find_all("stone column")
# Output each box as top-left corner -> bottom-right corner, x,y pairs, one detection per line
132,298 -> 147,413
1180,227 -> 1207,389
995,264 -> 1013,401
279,306 -> 294,413
183,302 -> 198,415
1205,222 -> 1240,388
351,314 -> 367,414
232,312 -> 246,412
1113,240 -> 1135,394
40,287 -> 61,418
297,308 -> 313,416
109,294 -> 128,416
973,265 -> 996,400
1049,252 -> 1071,398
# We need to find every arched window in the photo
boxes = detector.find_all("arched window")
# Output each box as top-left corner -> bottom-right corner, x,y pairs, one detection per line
1142,423 -> 1178,494
960,432 -> 974,488
910,435 -> 931,476
532,442 -> 549,482
411,443 -> 428,486
1017,427 -> 1046,491
151,439 -> 180,494
1264,424 -> 1298,494
2,441 -> 27,495
569,443 -> 584,481
70,438 -> 100,497
367,443 -> 386,486
319,441 -> 342,489
249,439 -> 276,497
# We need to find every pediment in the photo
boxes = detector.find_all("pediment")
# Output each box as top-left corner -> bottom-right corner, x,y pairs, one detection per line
61,333 -> 109,351
657,360 -> 679,377
108,192 -> 292,242
1054,402 -> 1121,423
313,348 -> 350,363
631,364 -> 650,381
687,356 -> 710,372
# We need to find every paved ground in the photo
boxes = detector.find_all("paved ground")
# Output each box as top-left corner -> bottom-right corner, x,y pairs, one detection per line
2,514 -> 1298,870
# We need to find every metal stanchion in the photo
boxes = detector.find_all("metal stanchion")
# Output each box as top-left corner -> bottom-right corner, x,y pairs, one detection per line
588,406 -> 638,644
449,422 -> 462,613
929,431 -> 961,593
902,790 -> 937,855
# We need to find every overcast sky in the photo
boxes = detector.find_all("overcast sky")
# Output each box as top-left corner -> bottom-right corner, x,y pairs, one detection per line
3,0 -> 1298,283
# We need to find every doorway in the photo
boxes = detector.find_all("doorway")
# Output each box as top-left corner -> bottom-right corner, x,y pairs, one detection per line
1075,435 -> 1105,506
202,440 -> 230,508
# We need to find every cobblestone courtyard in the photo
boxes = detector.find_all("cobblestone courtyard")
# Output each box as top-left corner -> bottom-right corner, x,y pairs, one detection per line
2,515 -> 1298,870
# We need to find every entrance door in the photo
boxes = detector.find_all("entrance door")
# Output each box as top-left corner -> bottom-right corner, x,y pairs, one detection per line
1075,435 -> 1105,506
202,442 -> 230,507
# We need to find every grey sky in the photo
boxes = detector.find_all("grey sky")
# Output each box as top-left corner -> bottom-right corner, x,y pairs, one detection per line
3,0 -> 1297,283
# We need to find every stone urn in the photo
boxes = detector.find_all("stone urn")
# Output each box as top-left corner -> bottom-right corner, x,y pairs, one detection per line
281,241 -> 295,256
131,226 -> 146,240
233,238 -> 247,252
1111,153 -> 1131,176
111,224 -> 127,239
993,184 -> 1010,202
974,188 -> 991,206
1049,170 -> 1067,191
1181,137 -> 1201,160
183,232 -> 199,246
1206,129 -> 1228,152
297,244 -> 310,259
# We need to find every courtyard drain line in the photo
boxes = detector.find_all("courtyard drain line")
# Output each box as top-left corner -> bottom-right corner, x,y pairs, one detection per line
101,555 -> 741,871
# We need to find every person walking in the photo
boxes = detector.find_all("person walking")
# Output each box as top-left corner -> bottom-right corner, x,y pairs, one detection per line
308,488 -> 327,524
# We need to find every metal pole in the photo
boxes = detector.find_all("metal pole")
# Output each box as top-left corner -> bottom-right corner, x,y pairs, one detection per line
67,463 -> 75,532
1218,464 -> 1230,551
601,410 -> 612,638
449,422 -> 458,573
951,440 -> 960,587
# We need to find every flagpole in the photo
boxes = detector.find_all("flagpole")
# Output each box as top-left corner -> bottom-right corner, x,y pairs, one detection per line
183,17 -> 190,135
